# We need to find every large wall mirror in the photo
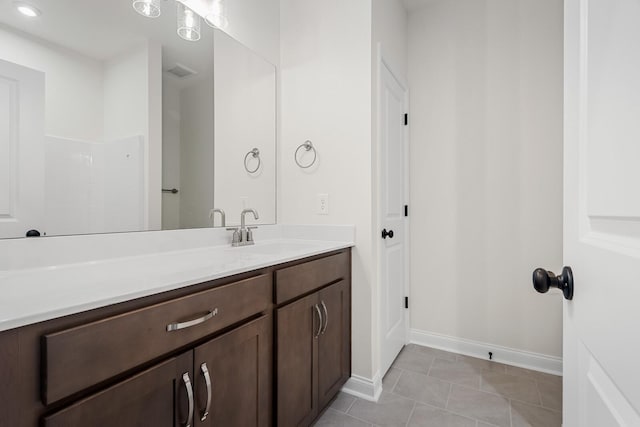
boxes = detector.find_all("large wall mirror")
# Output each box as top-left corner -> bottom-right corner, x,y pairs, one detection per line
0,0 -> 276,239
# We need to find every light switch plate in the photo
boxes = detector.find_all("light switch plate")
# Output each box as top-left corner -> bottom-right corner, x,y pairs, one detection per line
317,194 -> 329,215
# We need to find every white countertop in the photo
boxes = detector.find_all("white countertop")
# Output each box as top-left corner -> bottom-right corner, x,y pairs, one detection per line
0,225 -> 355,332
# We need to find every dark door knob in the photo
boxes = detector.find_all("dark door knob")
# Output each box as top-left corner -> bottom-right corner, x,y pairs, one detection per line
381,229 -> 394,239
532,267 -> 574,300
25,229 -> 41,237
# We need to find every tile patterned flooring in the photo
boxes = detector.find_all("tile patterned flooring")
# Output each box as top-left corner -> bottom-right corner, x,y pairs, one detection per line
313,344 -> 562,427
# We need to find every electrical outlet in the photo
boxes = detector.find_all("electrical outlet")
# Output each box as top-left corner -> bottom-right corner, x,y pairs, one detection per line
317,194 -> 329,215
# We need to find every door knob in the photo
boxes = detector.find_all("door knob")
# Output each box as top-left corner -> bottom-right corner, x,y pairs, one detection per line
381,229 -> 394,239
532,266 -> 574,300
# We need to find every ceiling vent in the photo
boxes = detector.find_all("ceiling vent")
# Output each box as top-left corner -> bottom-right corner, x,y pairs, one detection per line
166,63 -> 197,79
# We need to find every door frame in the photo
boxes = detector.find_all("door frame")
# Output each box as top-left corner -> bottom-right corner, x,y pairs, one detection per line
375,44 -> 410,380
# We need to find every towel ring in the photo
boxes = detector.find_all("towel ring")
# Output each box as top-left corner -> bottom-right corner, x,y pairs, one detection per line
244,148 -> 261,174
295,140 -> 317,169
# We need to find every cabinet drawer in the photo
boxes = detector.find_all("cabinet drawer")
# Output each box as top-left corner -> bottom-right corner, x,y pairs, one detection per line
275,251 -> 349,305
43,352 -> 191,427
42,273 -> 272,405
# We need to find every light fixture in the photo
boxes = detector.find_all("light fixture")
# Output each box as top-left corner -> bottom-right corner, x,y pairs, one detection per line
177,2 -> 201,42
132,0 -> 161,18
205,0 -> 228,29
14,2 -> 41,18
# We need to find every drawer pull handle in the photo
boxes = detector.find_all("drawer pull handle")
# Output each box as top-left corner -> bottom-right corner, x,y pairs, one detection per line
200,363 -> 212,422
182,373 -> 194,427
167,308 -> 218,332
314,304 -> 323,338
320,301 -> 328,334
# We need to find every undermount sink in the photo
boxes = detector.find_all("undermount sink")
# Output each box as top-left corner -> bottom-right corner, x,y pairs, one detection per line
230,240 -> 320,255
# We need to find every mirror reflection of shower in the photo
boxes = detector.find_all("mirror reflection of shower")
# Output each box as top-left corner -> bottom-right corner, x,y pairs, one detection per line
0,0 -> 276,239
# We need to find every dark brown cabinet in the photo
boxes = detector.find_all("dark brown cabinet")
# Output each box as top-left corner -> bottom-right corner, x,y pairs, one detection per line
43,352 -> 193,427
0,248 -> 350,427
276,280 -> 351,426
276,293 -> 319,426
317,280 -> 350,410
194,315 -> 272,426
41,274 -> 272,405
44,315 -> 272,427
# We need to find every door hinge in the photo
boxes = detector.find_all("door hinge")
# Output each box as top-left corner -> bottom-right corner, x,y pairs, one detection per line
404,113 -> 408,126
404,205 -> 408,217
404,297 -> 409,309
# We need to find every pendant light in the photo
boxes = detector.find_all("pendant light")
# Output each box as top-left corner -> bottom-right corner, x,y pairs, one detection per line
205,0 -> 228,29
177,2 -> 201,41
132,0 -> 161,18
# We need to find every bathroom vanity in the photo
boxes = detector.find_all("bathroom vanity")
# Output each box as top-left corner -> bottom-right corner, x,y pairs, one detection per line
0,1 -> 352,424
0,229 -> 352,427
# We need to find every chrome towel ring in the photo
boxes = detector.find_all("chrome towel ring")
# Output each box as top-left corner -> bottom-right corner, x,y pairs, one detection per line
244,148 -> 261,174
295,140 -> 317,169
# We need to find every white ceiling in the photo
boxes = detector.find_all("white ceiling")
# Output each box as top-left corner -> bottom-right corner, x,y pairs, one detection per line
0,0 -> 214,81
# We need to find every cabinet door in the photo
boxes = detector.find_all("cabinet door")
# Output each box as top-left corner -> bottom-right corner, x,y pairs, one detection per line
194,315 -> 272,427
276,293 -> 320,427
318,280 -> 351,409
43,352 -> 193,427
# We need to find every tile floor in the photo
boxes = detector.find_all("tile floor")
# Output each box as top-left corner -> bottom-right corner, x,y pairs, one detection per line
313,344 -> 562,427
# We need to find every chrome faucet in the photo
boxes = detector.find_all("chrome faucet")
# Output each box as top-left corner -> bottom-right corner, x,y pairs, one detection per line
241,208 -> 259,229
227,209 -> 259,247
209,208 -> 226,227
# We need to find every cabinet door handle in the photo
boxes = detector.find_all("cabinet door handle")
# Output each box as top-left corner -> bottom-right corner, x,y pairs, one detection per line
320,301 -> 328,334
182,373 -> 194,427
314,304 -> 323,338
167,309 -> 218,332
200,363 -> 212,422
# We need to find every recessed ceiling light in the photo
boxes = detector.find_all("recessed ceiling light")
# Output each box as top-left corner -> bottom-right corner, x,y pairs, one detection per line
14,2 -> 41,18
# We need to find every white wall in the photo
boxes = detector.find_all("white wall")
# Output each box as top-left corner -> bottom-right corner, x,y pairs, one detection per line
372,0 -> 409,380
373,0 -> 408,83
214,30 -> 277,227
147,42 -> 163,231
280,0 -> 374,380
408,0 -> 564,358
162,80 -> 182,230
103,45 -> 149,142
0,26 -> 104,141
222,0 -> 280,65
179,77 -> 215,229
183,0 -> 280,65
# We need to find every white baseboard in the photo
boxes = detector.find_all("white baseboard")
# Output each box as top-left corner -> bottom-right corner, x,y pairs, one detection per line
410,329 -> 563,376
341,372 -> 382,402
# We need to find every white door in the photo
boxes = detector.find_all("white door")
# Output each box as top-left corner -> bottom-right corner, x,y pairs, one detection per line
0,59 -> 45,238
563,0 -> 640,425
379,59 -> 408,376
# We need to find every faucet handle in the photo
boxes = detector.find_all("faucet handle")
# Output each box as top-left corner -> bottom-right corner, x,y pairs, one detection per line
226,227 -> 241,245
246,226 -> 258,243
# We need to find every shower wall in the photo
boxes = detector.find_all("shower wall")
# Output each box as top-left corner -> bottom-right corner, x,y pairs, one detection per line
0,25 -> 160,236
45,136 -> 145,236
